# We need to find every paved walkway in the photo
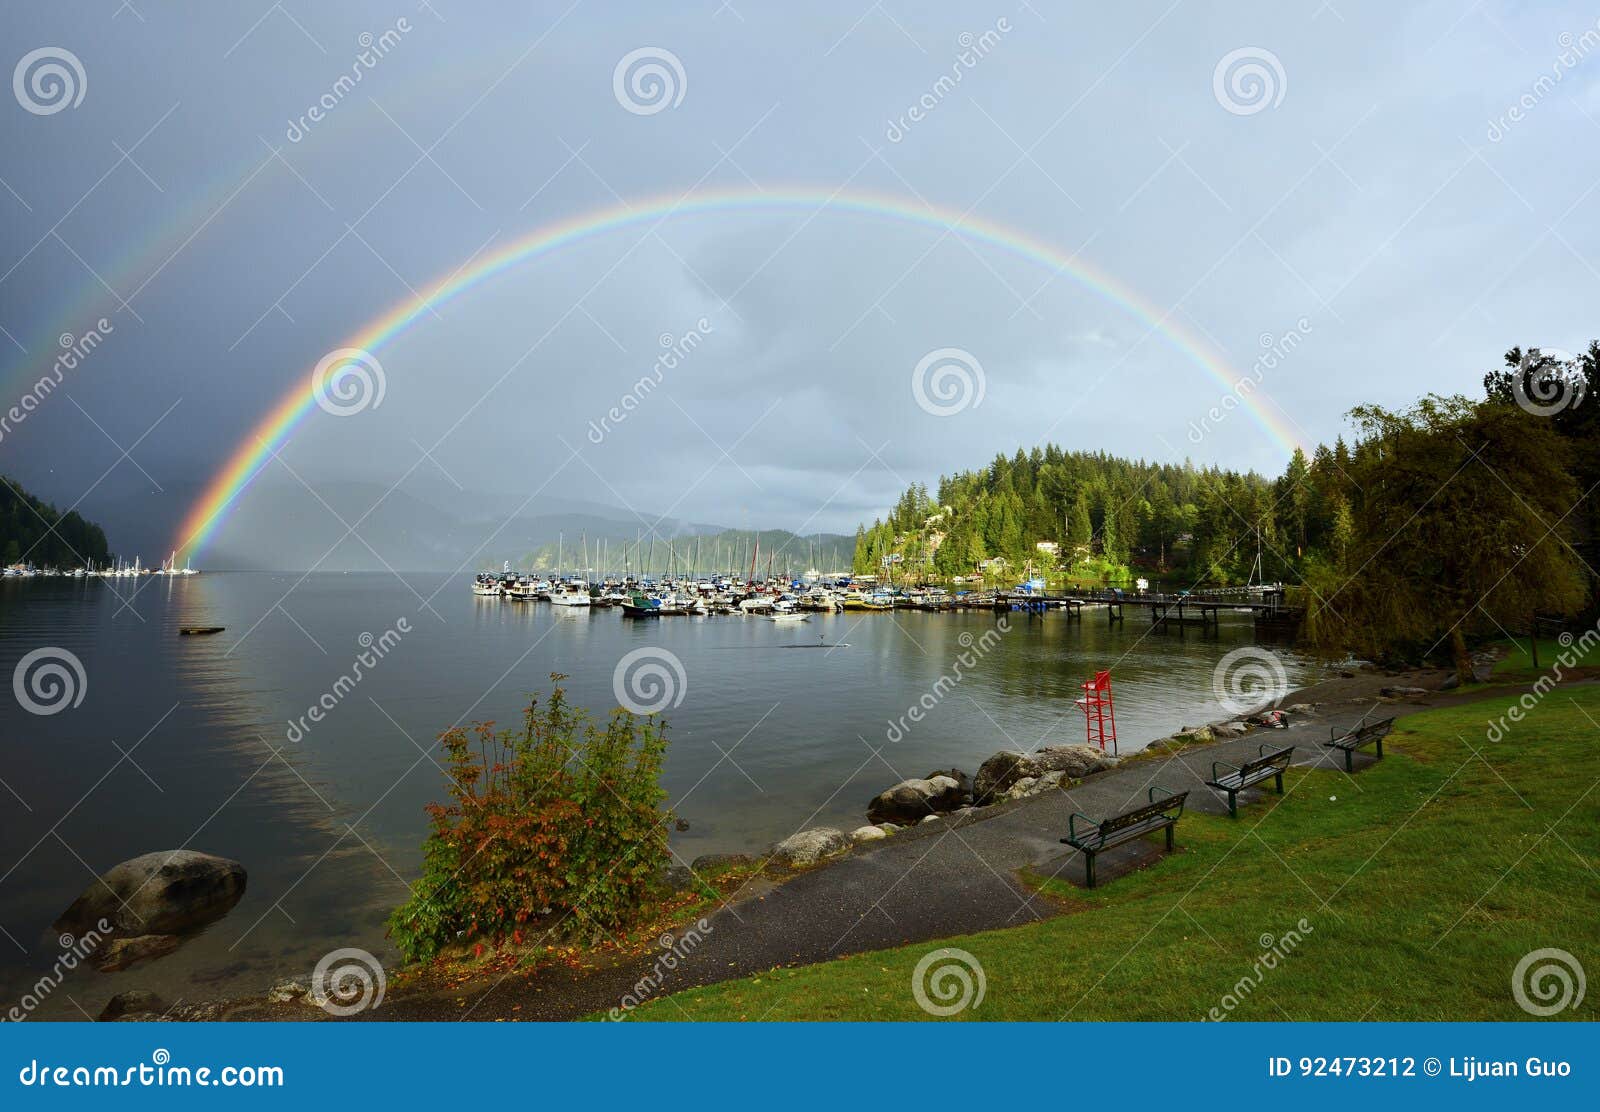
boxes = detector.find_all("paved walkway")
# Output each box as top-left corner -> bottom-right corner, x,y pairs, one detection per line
353,695 -> 1445,1020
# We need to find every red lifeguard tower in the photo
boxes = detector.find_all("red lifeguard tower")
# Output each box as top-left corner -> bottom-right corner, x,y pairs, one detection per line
1077,670 -> 1118,754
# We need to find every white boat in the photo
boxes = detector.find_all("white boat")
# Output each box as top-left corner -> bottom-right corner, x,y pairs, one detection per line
768,611 -> 809,623
549,583 -> 592,607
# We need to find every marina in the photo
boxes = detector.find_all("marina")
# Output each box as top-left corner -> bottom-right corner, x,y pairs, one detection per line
466,567 -> 1297,637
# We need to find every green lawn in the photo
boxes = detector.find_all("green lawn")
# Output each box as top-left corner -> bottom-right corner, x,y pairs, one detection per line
628,686 -> 1600,1021
1492,633 -> 1600,678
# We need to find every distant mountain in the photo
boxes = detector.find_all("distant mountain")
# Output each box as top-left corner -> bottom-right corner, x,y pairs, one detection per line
106,479 -> 728,572
1,474 -> 112,568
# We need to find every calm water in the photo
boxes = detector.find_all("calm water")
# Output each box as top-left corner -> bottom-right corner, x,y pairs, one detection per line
0,573 -> 1314,1016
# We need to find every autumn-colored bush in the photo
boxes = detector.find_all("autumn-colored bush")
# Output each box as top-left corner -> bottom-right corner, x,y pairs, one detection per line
388,675 -> 671,962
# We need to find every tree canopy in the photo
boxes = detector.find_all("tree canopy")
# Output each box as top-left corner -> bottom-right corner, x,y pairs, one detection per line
1,475 -> 112,569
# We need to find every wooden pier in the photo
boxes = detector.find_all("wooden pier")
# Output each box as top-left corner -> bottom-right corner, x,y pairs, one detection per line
969,585 -> 1299,637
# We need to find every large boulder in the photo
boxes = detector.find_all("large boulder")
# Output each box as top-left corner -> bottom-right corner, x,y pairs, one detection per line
973,751 -> 1041,804
866,775 -> 968,824
56,851 -> 246,937
769,828 -> 850,868
1032,745 -> 1119,779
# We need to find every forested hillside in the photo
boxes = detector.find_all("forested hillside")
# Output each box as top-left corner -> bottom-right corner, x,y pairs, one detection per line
1,476 -> 112,569
852,446 -> 1351,586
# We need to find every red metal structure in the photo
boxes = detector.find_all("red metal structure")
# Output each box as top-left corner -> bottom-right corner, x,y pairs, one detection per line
1078,669 -> 1118,754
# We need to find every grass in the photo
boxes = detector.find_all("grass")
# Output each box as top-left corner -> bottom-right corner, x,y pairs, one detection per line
624,686 -> 1600,1021
1492,633 -> 1600,679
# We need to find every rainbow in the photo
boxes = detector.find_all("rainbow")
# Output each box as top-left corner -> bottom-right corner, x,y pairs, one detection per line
173,187 -> 1302,557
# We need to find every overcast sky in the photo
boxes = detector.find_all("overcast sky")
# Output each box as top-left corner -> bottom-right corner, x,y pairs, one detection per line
2,1 -> 1598,563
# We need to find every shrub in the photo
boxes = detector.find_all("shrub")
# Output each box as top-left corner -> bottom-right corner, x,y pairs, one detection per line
388,675 -> 672,963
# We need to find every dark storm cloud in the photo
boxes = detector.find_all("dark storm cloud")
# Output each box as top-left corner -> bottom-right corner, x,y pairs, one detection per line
2,1 -> 1597,567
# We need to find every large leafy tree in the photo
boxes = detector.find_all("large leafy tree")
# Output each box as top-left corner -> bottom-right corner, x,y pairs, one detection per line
1306,395 -> 1585,678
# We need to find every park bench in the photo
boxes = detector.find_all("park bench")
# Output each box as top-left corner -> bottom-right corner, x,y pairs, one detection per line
1060,786 -> 1187,888
1324,716 -> 1395,771
1205,744 -> 1295,817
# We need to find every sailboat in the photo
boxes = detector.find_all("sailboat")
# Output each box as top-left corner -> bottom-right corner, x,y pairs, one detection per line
548,532 -> 591,607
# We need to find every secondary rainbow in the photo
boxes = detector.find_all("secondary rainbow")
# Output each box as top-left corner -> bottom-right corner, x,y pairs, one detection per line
174,187 -> 1302,557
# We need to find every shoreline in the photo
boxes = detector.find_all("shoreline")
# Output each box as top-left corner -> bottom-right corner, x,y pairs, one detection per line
101,657 -> 1493,1023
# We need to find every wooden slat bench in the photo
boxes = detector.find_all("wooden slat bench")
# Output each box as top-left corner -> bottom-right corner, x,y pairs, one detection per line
1060,786 -> 1187,888
1205,744 -> 1295,817
1324,716 -> 1395,771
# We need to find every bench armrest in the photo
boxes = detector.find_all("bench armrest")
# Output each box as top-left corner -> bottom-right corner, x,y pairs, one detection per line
1210,759 -> 1240,781
1149,784 -> 1188,818
1260,743 -> 1294,759
1067,812 -> 1099,842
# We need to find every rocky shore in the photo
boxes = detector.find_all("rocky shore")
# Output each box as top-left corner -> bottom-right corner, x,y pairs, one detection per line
93,659 -> 1500,1021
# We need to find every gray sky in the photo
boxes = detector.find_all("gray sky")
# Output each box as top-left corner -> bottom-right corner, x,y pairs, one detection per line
2,1 -> 1598,565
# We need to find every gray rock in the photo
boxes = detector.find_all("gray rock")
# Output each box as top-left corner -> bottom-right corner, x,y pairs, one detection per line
659,865 -> 695,892
1006,776 -> 1039,800
1380,685 -> 1428,697
923,768 -> 972,800
919,814 -> 942,824
877,823 -> 901,834
1440,672 -> 1461,691
769,828 -> 850,868
97,933 -> 181,972
850,825 -> 888,843
1033,744 -> 1119,778
1284,703 -> 1316,715
866,775 -> 968,824
265,979 -> 310,1005
57,850 -> 246,937
973,751 -> 1042,804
